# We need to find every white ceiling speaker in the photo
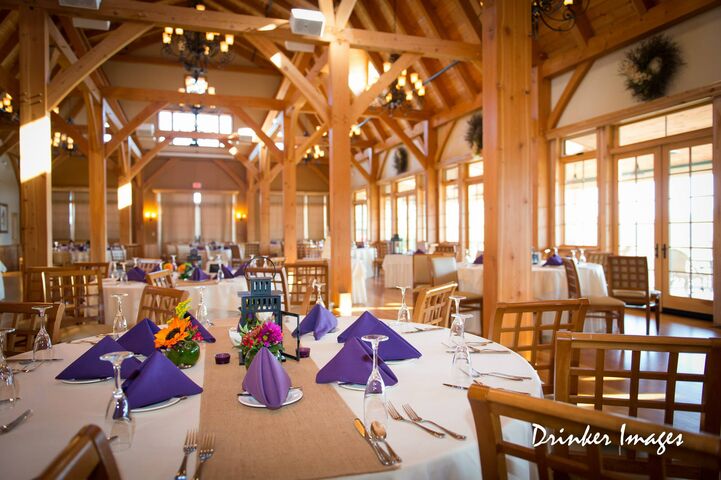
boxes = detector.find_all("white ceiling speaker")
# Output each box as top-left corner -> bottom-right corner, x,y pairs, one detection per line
284,41 -> 315,53
289,8 -> 326,37
72,17 -> 110,30
59,0 -> 103,10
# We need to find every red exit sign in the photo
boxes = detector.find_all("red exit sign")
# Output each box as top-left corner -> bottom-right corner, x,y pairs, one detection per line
192,182 -> 202,189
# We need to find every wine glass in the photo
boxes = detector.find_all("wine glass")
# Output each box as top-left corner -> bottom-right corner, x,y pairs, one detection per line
197,286 -> 211,327
579,248 -> 587,263
449,315 -> 473,385
394,286 -> 411,328
215,255 -> 225,281
119,263 -> 127,284
570,249 -> 578,263
0,328 -> 17,412
32,305 -> 53,362
100,351 -> 135,450
170,254 -> 178,271
313,281 -> 326,308
111,294 -> 129,339
362,334 -> 389,431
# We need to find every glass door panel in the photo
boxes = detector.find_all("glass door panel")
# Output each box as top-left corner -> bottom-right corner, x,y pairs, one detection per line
663,142 -> 713,311
467,183 -> 484,255
396,195 -> 416,253
616,152 -> 657,289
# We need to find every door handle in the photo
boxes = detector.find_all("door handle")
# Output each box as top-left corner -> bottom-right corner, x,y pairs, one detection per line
654,244 -> 658,258
662,244 -> 667,259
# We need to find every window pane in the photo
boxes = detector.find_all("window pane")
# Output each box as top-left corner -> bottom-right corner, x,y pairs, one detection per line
666,104 -> 712,137
355,190 -> 367,201
219,114 -> 233,134
563,131 -> 596,156
197,139 -> 219,147
444,166 -> 458,181
197,113 -> 219,133
618,104 -> 711,146
467,160 -> 484,177
443,184 -> 459,243
467,183 -> 484,254
158,111 -> 172,131
381,196 -> 392,240
172,112 -> 196,132
562,158 -> 597,246
397,177 -> 416,193
618,116 -> 666,146
173,137 -> 192,146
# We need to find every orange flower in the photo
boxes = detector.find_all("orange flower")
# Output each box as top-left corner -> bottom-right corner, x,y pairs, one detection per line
178,264 -> 187,273
154,316 -> 191,349
163,262 -> 173,270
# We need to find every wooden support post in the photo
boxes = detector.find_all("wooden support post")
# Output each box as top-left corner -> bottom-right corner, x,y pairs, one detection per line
531,66 -> 551,249
18,5 -> 52,267
423,120 -> 438,244
258,150 -> 271,254
85,94 -> 107,262
712,96 -> 720,326
283,110 -> 298,262
597,125 -> 613,251
482,0 -> 533,335
328,39 -> 353,305
246,178 -> 257,243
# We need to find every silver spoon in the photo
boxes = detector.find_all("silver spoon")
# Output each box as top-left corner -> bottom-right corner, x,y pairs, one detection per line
371,421 -> 402,464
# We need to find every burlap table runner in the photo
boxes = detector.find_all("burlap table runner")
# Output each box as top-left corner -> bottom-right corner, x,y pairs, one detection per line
198,320 -> 393,479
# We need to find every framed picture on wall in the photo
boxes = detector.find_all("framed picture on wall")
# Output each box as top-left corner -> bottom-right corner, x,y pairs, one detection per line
0,203 -> 8,233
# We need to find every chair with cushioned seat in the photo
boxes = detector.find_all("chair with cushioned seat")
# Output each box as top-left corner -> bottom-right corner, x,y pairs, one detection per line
562,257 -> 624,333
607,255 -> 661,335
429,255 -> 484,334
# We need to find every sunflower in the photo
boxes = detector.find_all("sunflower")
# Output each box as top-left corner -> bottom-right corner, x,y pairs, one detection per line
154,316 -> 191,349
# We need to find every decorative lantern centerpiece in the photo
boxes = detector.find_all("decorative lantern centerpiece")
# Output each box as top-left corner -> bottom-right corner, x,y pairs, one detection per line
237,257 -> 300,363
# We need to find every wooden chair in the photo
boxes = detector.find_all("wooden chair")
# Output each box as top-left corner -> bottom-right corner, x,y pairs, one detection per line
0,302 -> 65,355
109,246 -> 125,263
22,266 -> 71,302
136,286 -> 189,325
73,262 -> 110,279
434,242 -> 457,255
412,282 -> 457,327
372,241 -> 390,277
468,384 -> 721,480
489,299 -> 588,395
228,244 -> 243,267
244,242 -> 260,259
562,258 -> 625,333
285,260 -> 328,308
37,424 -> 121,480
135,259 -> 163,274
244,266 -> 291,311
587,251 -> 612,278
176,244 -> 191,262
429,255 -> 483,332
42,269 -> 112,342
607,255 -> 661,335
146,269 -> 175,288
555,332 -> 721,435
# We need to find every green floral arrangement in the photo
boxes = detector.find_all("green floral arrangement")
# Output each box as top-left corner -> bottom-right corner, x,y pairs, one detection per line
619,35 -> 683,102
177,262 -> 194,280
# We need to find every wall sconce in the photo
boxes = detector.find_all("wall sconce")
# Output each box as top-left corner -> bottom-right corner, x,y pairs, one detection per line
144,211 -> 158,221
235,211 -> 247,220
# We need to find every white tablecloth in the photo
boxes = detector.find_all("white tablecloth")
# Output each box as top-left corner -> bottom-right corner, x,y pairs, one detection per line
382,254 -> 414,288
102,277 -> 248,325
352,247 -> 377,279
458,262 -> 610,332
1,316 -> 543,480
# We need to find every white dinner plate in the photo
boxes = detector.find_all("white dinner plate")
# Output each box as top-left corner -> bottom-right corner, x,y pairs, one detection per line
337,382 -> 395,391
58,377 -> 112,384
384,357 -> 418,366
132,397 -> 182,413
237,388 -> 303,408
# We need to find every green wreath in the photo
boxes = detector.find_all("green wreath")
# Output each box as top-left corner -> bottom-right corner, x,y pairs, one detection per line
619,34 -> 683,102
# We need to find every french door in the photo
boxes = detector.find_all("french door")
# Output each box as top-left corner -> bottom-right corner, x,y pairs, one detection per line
614,137 -> 714,315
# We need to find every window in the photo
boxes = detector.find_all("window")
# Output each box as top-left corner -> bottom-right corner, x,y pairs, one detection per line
563,131 -> 597,156
381,193 -> 392,241
467,160 -> 484,177
353,190 -> 369,243
158,110 -> 233,148
396,177 -> 416,193
618,104 -> 711,146
394,177 -> 417,251
562,158 -> 598,246
467,183 -> 484,255
442,172 -> 459,243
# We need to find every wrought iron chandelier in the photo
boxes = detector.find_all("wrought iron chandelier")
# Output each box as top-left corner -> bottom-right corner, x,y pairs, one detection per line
161,2 -> 234,78
51,129 -> 75,154
377,54 -> 426,112
531,0 -> 590,39
302,144 -> 325,164
0,91 -> 17,124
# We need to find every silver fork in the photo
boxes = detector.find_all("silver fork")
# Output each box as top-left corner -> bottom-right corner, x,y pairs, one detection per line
402,404 -> 466,440
472,370 -> 532,381
12,361 -> 44,374
386,402 -> 445,438
192,433 -> 215,480
174,429 -> 197,480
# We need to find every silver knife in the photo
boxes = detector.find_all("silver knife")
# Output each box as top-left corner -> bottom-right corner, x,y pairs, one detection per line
353,418 -> 394,466
9,358 -> 64,365
443,383 -> 469,390
402,327 -> 444,335
0,409 -> 32,434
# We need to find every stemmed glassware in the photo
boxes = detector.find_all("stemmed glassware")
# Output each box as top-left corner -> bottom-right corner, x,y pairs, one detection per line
312,280 -> 326,308
116,262 -> 127,283
111,294 -> 129,339
170,254 -> 178,271
0,328 -> 17,411
449,314 -> 473,384
578,248 -> 587,263
32,305 -> 53,362
394,286 -> 411,328
570,249 -> 578,263
447,295 -> 466,344
132,257 -> 139,268
100,351 -> 135,450
215,255 -> 225,281
197,286 -> 211,327
362,334 -> 389,431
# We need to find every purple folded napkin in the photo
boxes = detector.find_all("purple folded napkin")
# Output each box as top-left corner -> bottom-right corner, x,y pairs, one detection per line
474,253 -> 484,265
56,336 -> 142,380
189,267 -> 210,281
292,304 -> 338,340
337,311 -> 422,361
543,254 -> 563,266
413,249 -> 426,254
122,351 -> 203,409
234,262 -> 248,277
151,263 -> 162,273
219,265 -> 235,279
316,337 -> 398,386
242,347 -> 291,409
186,313 -> 216,343
118,319 -> 160,356
126,266 -> 147,283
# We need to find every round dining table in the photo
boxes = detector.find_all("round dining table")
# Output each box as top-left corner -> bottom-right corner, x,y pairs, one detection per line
101,277 -> 249,325
0,316 -> 543,480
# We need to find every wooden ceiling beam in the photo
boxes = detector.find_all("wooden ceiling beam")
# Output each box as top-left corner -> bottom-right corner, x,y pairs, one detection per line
569,4 -> 594,47
105,101 -> 166,156
0,131 -> 19,158
229,105 -> 284,162
429,90 -> 482,128
630,0 -> 654,16
351,53 -> 420,120
294,123 -> 328,164
318,0 -> 336,30
108,54 -> 280,77
335,0 -> 358,30
541,0 -> 721,77
212,159 -> 246,190
547,59 -> 593,130
100,86 -> 286,110
50,111 -> 90,156
378,112 -> 428,168
47,21 -> 151,109
227,145 -> 258,176
127,137 -> 173,180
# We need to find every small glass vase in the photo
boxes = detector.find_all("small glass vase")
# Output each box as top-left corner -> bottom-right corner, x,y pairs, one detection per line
165,340 -> 200,369
243,348 -> 282,370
